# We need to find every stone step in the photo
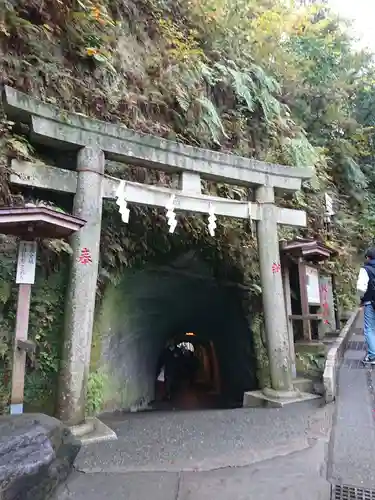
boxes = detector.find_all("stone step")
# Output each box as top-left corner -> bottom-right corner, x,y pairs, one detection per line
70,417 -> 117,445
324,331 -> 340,338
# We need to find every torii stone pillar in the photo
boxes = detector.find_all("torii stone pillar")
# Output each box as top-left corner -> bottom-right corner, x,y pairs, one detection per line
57,147 -> 105,425
256,186 -> 294,396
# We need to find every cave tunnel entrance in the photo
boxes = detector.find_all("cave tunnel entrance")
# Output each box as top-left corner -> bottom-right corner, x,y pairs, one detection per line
96,251 -> 258,413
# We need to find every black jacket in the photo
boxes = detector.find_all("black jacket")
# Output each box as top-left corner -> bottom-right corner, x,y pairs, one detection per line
361,259 -> 375,305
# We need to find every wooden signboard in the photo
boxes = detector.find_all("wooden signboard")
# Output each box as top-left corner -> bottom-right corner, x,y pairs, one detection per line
16,241 -> 37,285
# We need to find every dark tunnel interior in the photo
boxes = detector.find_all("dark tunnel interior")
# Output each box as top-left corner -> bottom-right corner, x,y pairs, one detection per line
94,252 -> 258,412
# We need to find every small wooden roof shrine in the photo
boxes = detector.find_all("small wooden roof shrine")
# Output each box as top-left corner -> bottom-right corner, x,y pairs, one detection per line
280,238 -> 339,343
281,238 -> 338,262
0,206 -> 85,238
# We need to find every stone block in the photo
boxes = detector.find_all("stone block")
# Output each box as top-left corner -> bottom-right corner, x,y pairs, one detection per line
293,377 -> 314,393
69,417 -> 117,445
0,413 -> 81,500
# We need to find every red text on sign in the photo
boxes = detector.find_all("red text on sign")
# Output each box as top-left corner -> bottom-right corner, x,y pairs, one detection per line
78,247 -> 92,264
272,263 -> 281,274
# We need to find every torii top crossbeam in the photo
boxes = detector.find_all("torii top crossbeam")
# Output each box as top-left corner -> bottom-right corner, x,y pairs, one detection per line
2,86 -> 312,192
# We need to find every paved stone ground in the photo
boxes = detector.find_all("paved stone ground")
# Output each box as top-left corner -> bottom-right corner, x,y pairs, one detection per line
54,402 -> 333,499
328,319 -> 375,491
53,313 -> 375,499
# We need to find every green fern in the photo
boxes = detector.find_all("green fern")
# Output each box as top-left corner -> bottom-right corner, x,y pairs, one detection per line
197,96 -> 227,144
227,67 -> 256,112
251,64 -> 281,94
175,85 -> 191,112
282,133 -> 319,168
208,60 -> 282,121
168,49 -> 286,145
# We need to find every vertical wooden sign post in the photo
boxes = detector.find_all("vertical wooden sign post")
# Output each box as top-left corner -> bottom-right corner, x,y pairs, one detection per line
10,240 -> 37,415
0,206 -> 85,416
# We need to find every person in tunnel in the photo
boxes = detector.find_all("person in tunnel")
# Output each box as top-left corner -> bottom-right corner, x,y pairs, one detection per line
180,346 -> 200,387
158,341 -> 182,400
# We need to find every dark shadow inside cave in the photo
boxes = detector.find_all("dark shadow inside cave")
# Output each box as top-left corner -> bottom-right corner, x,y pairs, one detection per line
97,250 -> 258,412
154,334 -> 223,411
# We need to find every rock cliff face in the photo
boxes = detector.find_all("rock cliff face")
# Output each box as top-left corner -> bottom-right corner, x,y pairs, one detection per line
0,413 -> 80,500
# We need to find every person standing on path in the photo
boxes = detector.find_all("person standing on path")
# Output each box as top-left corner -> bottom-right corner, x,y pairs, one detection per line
357,247 -> 375,364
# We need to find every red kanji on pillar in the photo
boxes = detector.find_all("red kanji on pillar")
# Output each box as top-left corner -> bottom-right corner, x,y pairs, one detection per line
272,262 -> 281,274
78,247 -> 92,264
322,300 -> 330,325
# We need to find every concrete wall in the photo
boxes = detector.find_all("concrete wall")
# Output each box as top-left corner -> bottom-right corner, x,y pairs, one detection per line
93,259 -> 256,412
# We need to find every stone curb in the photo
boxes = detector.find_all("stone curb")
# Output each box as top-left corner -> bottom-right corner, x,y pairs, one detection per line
323,309 -> 360,403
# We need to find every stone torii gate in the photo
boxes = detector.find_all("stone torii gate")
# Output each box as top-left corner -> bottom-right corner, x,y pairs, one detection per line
2,86 -> 313,425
